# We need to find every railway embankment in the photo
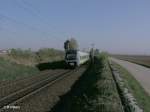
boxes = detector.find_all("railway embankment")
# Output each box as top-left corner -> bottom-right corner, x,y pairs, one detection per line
12,67 -> 86,112
52,55 -> 123,112
109,61 -> 143,112
0,65 -> 86,112
110,59 -> 150,112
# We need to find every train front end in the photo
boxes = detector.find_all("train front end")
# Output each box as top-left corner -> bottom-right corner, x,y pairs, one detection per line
65,50 -> 78,67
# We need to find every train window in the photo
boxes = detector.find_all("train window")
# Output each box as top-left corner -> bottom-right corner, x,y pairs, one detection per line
80,55 -> 89,60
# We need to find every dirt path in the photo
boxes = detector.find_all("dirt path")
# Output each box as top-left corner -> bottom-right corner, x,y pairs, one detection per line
110,58 -> 150,95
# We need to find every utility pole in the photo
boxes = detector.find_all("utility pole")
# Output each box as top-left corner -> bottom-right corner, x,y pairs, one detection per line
90,43 -> 95,64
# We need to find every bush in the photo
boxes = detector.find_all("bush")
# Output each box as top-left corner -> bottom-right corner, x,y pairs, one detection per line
0,57 -> 39,80
37,48 -> 64,62
7,48 -> 64,65
10,48 -> 34,58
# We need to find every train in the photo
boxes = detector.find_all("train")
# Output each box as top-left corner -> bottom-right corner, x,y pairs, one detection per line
65,50 -> 89,67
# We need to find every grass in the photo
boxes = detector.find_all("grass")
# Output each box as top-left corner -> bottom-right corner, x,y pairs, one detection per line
52,54 -> 122,112
0,57 -> 39,81
111,62 -> 150,112
112,55 -> 150,68
0,48 -> 64,66
0,48 -> 64,81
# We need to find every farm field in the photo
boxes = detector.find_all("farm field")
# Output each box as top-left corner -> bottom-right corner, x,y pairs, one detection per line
112,55 -> 150,68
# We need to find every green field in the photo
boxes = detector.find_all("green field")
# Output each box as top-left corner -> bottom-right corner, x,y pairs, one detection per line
0,48 -> 64,66
0,48 -> 64,80
0,57 -> 39,81
112,55 -> 150,68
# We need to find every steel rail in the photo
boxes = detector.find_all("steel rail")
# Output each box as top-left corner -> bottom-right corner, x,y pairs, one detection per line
0,69 -> 74,109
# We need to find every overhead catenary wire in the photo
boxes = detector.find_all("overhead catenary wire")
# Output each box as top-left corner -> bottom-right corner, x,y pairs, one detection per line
0,0 -> 67,42
20,0 -> 68,35
14,0 -> 68,41
0,13 -> 64,42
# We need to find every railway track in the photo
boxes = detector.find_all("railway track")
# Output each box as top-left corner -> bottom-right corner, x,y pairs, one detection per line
0,68 -> 81,111
0,70 -> 54,87
0,70 -> 66,99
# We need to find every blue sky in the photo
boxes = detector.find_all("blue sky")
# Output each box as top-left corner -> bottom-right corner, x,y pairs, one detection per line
0,0 -> 150,54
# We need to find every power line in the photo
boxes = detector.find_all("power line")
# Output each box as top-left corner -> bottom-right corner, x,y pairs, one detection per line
0,13 -> 43,32
0,13 -> 64,41
21,0 -> 41,14
20,0 -> 63,30
14,0 -> 68,39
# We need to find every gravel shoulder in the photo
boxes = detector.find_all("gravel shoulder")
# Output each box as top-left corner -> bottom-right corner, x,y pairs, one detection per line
110,58 -> 150,95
